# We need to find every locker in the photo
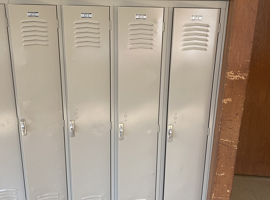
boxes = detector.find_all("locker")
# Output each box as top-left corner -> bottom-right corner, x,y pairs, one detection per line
62,6 -> 111,200
118,7 -> 164,200
164,8 -> 221,200
8,5 -> 67,200
0,4 -> 25,200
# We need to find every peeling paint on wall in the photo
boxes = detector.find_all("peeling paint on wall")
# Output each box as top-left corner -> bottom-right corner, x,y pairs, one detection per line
222,98 -> 232,104
226,71 -> 248,80
220,138 -> 232,143
218,173 -> 225,176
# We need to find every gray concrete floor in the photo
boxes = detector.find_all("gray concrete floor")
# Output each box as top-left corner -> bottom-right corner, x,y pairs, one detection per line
231,175 -> 270,200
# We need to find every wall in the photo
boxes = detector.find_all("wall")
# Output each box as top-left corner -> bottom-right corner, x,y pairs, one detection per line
207,0 -> 261,199
234,0 -> 270,177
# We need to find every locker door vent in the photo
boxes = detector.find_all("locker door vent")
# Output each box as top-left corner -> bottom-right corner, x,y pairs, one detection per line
182,23 -> 210,51
0,189 -> 18,200
37,193 -> 59,200
128,22 -> 154,50
81,195 -> 103,200
74,20 -> 100,48
21,19 -> 49,46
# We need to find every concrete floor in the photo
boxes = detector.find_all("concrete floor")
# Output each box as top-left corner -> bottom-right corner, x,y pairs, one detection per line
231,175 -> 270,200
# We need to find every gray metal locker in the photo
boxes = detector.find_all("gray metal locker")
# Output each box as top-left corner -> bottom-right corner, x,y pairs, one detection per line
62,6 -> 111,200
8,5 -> 67,200
164,8 -> 220,200
0,4 -> 25,200
118,7 -> 164,200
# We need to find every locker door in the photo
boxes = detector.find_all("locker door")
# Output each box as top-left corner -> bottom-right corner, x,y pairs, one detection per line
62,6 -> 110,200
164,8 -> 220,200
8,5 -> 67,200
0,4 -> 25,200
118,7 -> 164,200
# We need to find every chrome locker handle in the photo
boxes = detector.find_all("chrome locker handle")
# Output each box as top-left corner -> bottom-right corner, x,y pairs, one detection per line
119,123 -> 124,140
69,120 -> 75,137
167,124 -> 173,142
20,119 -> 27,136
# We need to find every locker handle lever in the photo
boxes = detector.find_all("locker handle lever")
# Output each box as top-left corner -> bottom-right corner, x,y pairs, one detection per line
70,120 -> 75,137
20,119 -> 27,136
167,124 -> 173,142
119,123 -> 124,140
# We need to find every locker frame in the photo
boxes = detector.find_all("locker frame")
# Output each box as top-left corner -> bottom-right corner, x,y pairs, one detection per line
0,1 -> 229,200
163,7 -> 229,200
4,1 -> 68,200
8,2 -> 68,197
117,6 -> 165,200
60,5 -> 112,200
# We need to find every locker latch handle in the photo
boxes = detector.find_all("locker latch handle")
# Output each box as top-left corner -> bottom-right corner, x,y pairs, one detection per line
70,120 -> 75,137
167,124 -> 173,142
20,119 -> 27,136
119,123 -> 124,140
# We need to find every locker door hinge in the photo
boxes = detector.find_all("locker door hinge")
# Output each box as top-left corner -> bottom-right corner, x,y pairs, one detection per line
56,19 -> 59,29
157,125 -> 160,133
6,18 -> 9,27
218,23 -> 221,33
110,122 -> 112,130
63,120 -> 65,128
109,21 -> 112,31
162,22 -> 165,32
207,127 -> 211,136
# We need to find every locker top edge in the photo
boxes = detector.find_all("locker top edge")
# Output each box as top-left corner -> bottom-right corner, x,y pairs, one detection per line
1,0 -> 228,8
61,1 -> 228,9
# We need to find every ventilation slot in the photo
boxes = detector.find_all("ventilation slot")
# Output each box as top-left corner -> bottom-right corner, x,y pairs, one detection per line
81,195 -> 103,200
0,189 -> 18,200
37,193 -> 59,200
74,20 -> 100,48
182,23 -> 210,51
21,19 -> 48,46
128,22 -> 154,50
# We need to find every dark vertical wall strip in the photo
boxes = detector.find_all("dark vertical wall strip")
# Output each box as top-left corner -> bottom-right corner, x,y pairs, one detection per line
235,0 -> 270,177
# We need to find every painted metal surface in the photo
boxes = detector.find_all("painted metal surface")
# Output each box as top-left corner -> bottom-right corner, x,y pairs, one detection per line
62,6 -> 111,200
117,7 -> 164,200
60,0 -> 228,8
164,8 -> 220,200
0,4 -> 25,200
8,5 -> 67,200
